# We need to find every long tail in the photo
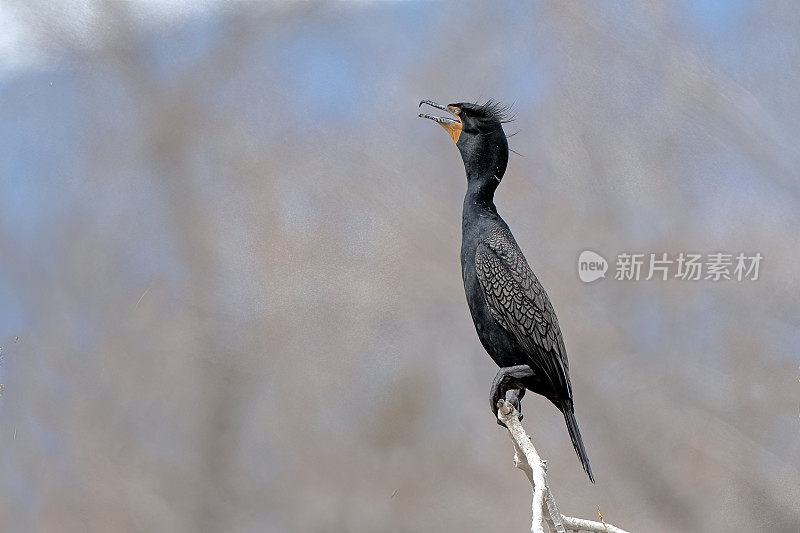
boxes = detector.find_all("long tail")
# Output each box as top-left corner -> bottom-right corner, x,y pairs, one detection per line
562,407 -> 594,483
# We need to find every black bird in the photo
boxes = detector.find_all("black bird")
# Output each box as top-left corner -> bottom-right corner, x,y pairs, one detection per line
419,99 -> 594,483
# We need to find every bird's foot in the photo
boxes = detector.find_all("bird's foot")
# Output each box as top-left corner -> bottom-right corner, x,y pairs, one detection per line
497,388 -> 524,426
490,365 -> 532,426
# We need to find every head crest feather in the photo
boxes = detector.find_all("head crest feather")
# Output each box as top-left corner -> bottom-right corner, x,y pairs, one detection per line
473,99 -> 515,124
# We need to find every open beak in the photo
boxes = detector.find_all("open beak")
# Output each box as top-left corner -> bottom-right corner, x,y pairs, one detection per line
419,100 -> 462,144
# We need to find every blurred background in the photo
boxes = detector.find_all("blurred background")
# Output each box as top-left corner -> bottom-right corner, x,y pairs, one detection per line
1,1 -> 799,531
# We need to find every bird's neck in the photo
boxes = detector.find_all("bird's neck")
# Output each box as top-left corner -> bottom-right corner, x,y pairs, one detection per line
465,169 -> 500,205
463,172 -> 499,217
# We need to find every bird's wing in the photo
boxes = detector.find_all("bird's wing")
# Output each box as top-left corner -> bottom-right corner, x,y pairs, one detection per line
475,228 -> 571,396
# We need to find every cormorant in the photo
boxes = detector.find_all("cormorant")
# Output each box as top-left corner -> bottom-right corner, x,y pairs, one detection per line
419,99 -> 594,483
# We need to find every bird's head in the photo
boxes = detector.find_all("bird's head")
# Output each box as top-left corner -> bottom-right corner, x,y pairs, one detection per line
419,99 -> 512,185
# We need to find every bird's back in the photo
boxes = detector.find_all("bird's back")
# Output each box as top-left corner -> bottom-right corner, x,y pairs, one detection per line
462,208 -> 572,403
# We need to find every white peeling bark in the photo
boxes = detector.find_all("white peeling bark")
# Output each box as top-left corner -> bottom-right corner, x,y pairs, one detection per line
496,400 -> 629,533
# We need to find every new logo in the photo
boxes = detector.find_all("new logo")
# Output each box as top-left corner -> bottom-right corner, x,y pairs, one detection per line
577,250 -> 608,283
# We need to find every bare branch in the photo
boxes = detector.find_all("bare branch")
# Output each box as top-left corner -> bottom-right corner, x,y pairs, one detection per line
497,400 -> 629,533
